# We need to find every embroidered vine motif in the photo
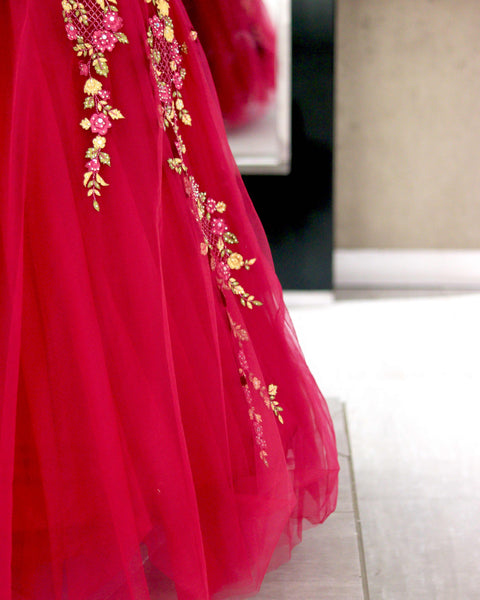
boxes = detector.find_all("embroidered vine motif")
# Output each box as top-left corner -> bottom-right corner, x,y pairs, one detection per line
144,0 -> 283,466
228,313 -> 284,466
145,0 -> 262,310
62,0 -> 128,211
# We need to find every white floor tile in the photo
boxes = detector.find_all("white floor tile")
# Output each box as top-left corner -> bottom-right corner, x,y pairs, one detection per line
286,291 -> 480,600
254,400 -> 365,599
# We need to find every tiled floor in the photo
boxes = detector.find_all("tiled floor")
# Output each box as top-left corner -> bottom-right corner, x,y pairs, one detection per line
254,399 -> 365,599
285,290 -> 480,600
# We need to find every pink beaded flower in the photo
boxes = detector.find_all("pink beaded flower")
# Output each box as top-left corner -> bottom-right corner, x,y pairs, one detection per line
90,113 -> 112,135
149,16 -> 164,38
65,22 -> 78,41
86,158 -> 101,173
98,89 -> 111,101
172,71 -> 183,90
103,11 -> 123,33
92,30 -> 117,53
211,218 -> 228,235
206,198 -> 217,214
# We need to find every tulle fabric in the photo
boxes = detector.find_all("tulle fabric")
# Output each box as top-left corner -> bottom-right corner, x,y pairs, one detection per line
1,2 -> 338,599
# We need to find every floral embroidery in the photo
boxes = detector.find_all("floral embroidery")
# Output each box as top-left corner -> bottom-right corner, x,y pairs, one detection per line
229,317 -> 250,342
62,0 -> 129,211
92,29 -> 118,52
228,313 -> 284,466
143,0 -> 283,465
144,0 -> 262,310
61,0 -> 283,465
248,367 -> 283,426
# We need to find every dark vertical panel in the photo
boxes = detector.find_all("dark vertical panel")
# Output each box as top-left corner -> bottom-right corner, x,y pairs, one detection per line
243,1 -> 334,289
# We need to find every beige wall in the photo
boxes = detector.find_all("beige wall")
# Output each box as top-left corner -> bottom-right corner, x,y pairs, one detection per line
334,0 -> 480,249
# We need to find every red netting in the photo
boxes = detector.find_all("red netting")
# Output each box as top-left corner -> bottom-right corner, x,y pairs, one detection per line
1,2 -> 339,599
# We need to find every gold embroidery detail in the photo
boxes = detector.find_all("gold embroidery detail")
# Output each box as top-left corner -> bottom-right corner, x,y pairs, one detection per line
62,0 -> 128,211
227,252 -> 244,270
84,77 -> 103,95
229,316 -> 249,342
145,0 -> 262,309
144,0 -> 282,464
228,313 -> 283,466
265,384 -> 284,424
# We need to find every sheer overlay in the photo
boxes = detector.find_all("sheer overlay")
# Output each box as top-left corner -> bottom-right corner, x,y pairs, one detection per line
1,1 -> 338,599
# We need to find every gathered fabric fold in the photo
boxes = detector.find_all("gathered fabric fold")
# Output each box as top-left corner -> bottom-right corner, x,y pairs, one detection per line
1,2 -> 339,599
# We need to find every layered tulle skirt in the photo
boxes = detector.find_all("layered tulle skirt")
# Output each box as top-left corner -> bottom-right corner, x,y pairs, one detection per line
0,1 -> 338,598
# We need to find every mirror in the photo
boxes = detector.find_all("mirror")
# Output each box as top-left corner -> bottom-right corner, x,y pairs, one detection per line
227,0 -> 292,175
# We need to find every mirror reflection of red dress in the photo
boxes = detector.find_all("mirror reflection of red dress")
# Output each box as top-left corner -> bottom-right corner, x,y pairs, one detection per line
183,0 -> 277,128
0,1 -> 338,599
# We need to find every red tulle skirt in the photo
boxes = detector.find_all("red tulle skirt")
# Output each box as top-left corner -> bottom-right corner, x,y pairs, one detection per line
0,1 -> 338,599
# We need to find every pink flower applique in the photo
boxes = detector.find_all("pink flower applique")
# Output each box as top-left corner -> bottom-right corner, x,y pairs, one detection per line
90,113 -> 112,135
98,89 -> 111,101
206,198 -> 217,214
211,218 -> 228,236
65,22 -> 78,41
216,262 -> 231,282
172,71 -> 183,90
93,30 -> 117,53
149,16 -> 164,38
86,158 -> 101,173
103,11 -> 123,33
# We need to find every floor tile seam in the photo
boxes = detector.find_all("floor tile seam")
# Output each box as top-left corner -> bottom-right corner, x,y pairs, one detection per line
342,401 -> 371,600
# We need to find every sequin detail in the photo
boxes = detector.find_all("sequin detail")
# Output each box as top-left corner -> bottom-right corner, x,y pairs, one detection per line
62,0 -> 129,211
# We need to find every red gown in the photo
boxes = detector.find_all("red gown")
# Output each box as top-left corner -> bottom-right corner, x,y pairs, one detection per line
0,1 -> 339,599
